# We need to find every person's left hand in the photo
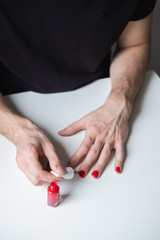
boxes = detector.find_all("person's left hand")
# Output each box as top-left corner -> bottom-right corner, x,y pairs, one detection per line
59,95 -> 130,179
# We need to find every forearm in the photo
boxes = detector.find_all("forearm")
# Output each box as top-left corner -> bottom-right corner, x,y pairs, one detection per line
108,43 -> 150,115
0,92 -> 29,144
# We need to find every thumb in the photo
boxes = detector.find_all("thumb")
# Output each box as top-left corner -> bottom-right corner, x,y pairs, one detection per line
58,119 -> 85,136
43,144 -> 66,175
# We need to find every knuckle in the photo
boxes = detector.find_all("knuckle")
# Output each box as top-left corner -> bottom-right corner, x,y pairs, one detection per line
16,161 -> 21,170
22,144 -> 37,154
82,142 -> 90,152
117,137 -> 123,145
115,140 -> 124,150
32,174 -> 41,186
44,142 -> 55,155
103,148 -> 110,157
117,148 -> 124,157
32,179 -> 41,186
90,148 -> 99,156
116,133 -> 124,144
100,129 -> 109,139
16,155 -> 20,165
16,159 -> 21,169
39,135 -> 47,145
96,138 -> 104,146
90,125 -> 101,135
34,171 -> 41,181
16,155 -> 23,170
116,147 -> 124,153
86,135 -> 94,143
47,141 -> 54,150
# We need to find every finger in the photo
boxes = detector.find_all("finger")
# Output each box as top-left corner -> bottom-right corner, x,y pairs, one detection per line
43,141 -> 66,175
17,150 -> 57,186
25,167 -> 61,186
68,132 -> 95,168
78,139 -> 103,177
40,169 -> 63,183
16,145 -> 39,176
27,163 -> 63,185
23,168 -> 45,186
58,118 -> 85,136
114,143 -> 124,174
26,148 -> 63,184
91,143 -> 112,179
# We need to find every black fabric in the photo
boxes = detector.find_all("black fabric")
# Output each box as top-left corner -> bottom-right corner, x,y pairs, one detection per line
0,0 -> 156,95
131,0 -> 156,21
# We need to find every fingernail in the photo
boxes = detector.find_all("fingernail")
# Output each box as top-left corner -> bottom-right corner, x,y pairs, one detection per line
56,178 -> 64,182
91,170 -> 99,178
56,165 -> 66,174
115,167 -> 120,173
79,170 -> 85,178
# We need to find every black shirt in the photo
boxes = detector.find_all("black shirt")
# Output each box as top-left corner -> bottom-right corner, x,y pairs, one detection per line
0,0 -> 156,95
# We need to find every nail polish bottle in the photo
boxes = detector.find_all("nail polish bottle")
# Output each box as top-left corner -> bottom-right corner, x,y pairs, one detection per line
47,182 -> 60,207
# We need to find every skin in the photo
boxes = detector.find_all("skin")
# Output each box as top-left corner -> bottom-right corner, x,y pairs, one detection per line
0,12 -> 153,185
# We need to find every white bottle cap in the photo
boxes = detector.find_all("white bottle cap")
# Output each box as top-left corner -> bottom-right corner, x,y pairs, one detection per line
50,167 -> 74,179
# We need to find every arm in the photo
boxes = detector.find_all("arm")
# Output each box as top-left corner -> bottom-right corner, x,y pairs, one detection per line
0,92 -> 65,185
59,12 -> 153,178
109,12 -> 153,112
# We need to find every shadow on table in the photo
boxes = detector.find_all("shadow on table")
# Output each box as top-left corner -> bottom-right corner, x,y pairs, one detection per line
129,72 -> 153,132
124,71 -> 154,164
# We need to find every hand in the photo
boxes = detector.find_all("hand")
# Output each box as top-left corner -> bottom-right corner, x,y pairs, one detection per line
15,119 -> 65,185
59,95 -> 130,178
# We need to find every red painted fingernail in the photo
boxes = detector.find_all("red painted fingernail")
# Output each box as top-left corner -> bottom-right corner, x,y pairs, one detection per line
116,167 -> 120,173
91,170 -> 99,178
79,170 -> 85,178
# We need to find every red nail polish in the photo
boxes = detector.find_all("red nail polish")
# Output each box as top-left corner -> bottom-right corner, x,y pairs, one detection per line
79,170 -> 85,178
116,167 -> 120,173
91,170 -> 99,178
48,182 -> 60,207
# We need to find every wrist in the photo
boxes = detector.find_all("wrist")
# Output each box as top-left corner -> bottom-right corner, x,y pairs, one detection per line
0,112 -> 32,144
13,116 -> 38,145
104,90 -> 134,118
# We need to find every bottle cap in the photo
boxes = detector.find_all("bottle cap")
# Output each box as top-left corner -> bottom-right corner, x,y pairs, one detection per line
50,167 -> 74,179
48,182 -> 59,193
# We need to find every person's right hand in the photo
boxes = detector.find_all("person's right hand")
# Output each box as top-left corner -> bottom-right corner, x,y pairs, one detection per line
14,119 -> 65,186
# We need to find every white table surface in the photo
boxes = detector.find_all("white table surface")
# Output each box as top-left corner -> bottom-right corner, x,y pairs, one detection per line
0,71 -> 160,240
